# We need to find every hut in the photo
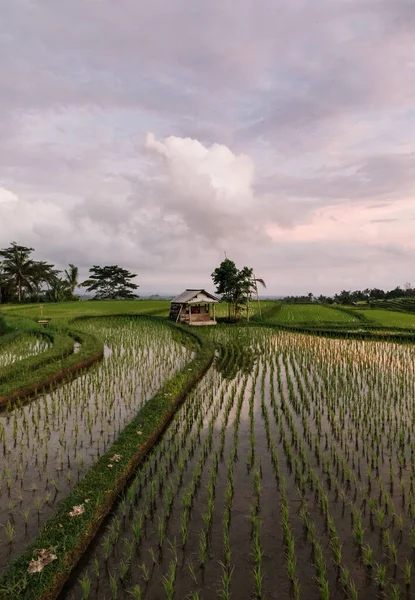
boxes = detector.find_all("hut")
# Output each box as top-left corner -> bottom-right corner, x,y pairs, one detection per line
170,289 -> 220,325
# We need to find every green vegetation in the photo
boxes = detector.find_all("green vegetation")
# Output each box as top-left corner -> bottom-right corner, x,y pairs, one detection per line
21,324 -> 412,600
268,303 -> 358,324
80,265 -> 139,299
0,315 -> 104,405
0,241 -> 141,304
365,297 -> 415,313
0,299 -> 170,319
0,243 -> 57,303
4,297 -> 415,599
355,309 -> 415,328
0,318 -> 213,599
211,257 -> 266,319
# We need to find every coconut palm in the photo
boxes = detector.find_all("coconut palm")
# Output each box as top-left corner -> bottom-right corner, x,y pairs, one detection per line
250,275 -> 266,319
64,264 -> 79,297
0,243 -> 58,302
0,243 -> 37,302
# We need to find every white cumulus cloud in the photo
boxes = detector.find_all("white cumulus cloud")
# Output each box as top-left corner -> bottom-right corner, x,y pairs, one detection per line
144,132 -> 264,241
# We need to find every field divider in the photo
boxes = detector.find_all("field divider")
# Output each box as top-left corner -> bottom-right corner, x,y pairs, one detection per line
249,320 -> 415,343
0,320 -> 214,600
0,329 -> 104,408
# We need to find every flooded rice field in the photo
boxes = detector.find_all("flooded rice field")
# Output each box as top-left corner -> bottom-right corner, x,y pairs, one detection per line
0,335 -> 51,372
0,317 -> 192,573
59,327 -> 415,600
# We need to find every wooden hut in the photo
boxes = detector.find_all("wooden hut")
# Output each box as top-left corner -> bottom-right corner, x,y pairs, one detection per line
170,289 -> 219,325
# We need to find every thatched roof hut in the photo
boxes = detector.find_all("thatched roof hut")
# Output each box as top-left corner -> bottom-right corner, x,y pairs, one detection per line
170,289 -> 219,325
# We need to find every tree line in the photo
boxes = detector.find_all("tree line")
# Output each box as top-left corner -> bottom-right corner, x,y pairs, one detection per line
284,284 -> 415,305
0,242 -> 138,303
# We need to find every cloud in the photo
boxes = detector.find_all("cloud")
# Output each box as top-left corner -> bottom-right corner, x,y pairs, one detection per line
1,0 -> 415,294
0,188 -> 19,204
143,133 -> 263,240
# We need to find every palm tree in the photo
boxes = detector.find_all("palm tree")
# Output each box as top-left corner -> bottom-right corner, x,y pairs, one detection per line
0,243 -> 36,302
32,261 -> 60,300
48,277 -> 70,302
64,264 -> 79,297
251,275 -> 267,319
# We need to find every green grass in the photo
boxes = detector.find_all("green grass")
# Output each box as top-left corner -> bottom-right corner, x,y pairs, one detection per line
270,304 -> 358,324
363,297 -> 415,314
1,298 -> 282,325
355,309 -> 415,328
0,299 -> 171,320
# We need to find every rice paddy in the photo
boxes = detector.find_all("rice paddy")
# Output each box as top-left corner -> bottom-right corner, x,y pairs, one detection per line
58,326 -> 415,600
0,317 -> 192,572
272,304 -> 358,323
355,309 -> 415,329
0,335 -> 50,372
2,299 -> 415,600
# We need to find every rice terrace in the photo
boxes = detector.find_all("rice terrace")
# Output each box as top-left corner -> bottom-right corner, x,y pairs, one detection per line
1,278 -> 415,600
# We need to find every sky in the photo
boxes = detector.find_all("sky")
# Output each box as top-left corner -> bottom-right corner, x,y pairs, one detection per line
1,0 -> 414,296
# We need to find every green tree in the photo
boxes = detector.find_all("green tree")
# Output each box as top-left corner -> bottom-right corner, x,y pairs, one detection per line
64,264 -> 79,297
47,277 -> 71,302
0,243 -> 60,302
0,265 -> 14,304
31,260 -> 61,301
0,242 -> 37,302
211,258 -> 254,319
81,265 -> 139,299
211,258 -> 239,319
250,275 -> 267,318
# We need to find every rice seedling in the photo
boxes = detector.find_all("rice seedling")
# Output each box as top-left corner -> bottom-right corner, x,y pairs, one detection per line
362,544 -> 373,568
405,560 -> 412,587
109,573 -> 118,600
128,585 -> 142,600
78,574 -> 91,600
375,563 -> 387,590
218,561 -> 234,600
139,562 -> 150,583
14,323 -> 415,600
162,555 -> 177,600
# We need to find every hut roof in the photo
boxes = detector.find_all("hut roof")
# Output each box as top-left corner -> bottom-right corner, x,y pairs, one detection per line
171,289 -> 220,304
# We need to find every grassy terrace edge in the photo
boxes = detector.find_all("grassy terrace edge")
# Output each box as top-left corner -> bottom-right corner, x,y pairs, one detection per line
0,318 -> 214,600
0,327 -> 104,408
260,320 -> 415,343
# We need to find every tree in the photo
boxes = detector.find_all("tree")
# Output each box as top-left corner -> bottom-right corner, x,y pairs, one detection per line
64,264 -> 79,297
0,265 -> 14,304
0,242 -> 37,302
0,243 -> 60,302
31,260 -> 61,301
250,275 -> 266,318
47,277 -> 71,302
211,258 -> 255,319
234,265 -> 254,318
211,258 -> 239,319
334,290 -> 352,305
81,265 -> 139,299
